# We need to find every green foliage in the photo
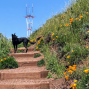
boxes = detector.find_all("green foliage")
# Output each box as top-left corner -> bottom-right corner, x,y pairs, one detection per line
0,56 -> 18,69
40,45 -> 65,77
29,0 -> 89,87
37,59 -> 45,67
77,69 -> 89,89
34,53 -> 41,58
47,72 -> 53,79
66,45 -> 89,65
17,49 -> 24,53
0,33 -> 11,57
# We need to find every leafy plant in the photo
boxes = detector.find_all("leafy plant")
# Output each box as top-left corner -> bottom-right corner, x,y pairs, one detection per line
37,59 -> 45,67
0,56 -> 18,69
47,72 -> 53,78
34,53 -> 41,58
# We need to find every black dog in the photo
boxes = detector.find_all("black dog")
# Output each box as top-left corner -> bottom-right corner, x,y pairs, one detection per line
12,33 -> 37,53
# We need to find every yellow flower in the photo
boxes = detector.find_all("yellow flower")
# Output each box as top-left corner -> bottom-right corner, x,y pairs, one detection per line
36,47 -> 38,49
1,59 -> 3,61
66,23 -> 69,26
67,68 -> 69,71
72,67 -> 76,71
87,31 -> 89,33
75,18 -> 78,20
65,75 -> 69,80
80,16 -> 83,18
73,65 -> 77,67
68,70 -> 73,74
4,58 -> 6,60
52,33 -> 54,36
70,18 -> 73,23
56,36 -> 58,38
79,19 -> 81,21
28,43 -> 30,44
72,50 -> 73,53
74,80 -> 77,83
60,24 -> 62,27
69,66 -> 72,69
53,39 -> 55,40
30,40 -> 33,42
64,72 -> 66,75
87,46 -> 89,48
61,15 -> 64,18
86,12 -> 88,14
73,84 -> 77,87
70,84 -> 73,88
67,55 -> 70,58
73,86 -> 76,89
38,41 -> 40,44
84,69 -> 88,73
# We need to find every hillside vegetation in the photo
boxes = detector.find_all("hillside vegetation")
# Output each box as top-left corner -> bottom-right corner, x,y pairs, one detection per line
29,0 -> 89,88
1,0 -> 89,88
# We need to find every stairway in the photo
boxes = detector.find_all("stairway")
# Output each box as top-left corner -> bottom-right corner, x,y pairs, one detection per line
0,44 -> 53,89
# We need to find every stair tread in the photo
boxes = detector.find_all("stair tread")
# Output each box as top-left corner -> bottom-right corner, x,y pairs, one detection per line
9,51 -> 40,55
0,78 -> 53,84
0,66 -> 48,73
15,56 -> 43,61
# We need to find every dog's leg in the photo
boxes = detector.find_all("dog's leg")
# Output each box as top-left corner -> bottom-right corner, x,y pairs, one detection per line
14,45 -> 16,53
23,42 -> 28,53
16,45 -> 17,53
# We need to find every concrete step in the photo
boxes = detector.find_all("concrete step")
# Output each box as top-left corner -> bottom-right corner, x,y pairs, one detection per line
0,78 -> 53,89
0,66 -> 49,80
8,51 -> 40,59
16,56 -> 44,67
10,44 -> 35,53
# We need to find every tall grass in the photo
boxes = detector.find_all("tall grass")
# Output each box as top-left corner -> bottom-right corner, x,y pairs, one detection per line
29,0 -> 89,88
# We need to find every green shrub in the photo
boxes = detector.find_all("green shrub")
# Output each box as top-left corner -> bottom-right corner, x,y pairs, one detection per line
34,53 -> 41,58
77,69 -> 89,89
47,72 -> 53,78
37,59 -> 45,67
0,33 -> 11,58
0,56 -> 18,69
66,45 -> 89,65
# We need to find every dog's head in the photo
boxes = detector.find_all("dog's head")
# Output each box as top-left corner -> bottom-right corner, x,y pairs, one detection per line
12,33 -> 18,39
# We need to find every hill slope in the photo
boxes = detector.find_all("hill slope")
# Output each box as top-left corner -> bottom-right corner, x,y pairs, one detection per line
29,0 -> 89,88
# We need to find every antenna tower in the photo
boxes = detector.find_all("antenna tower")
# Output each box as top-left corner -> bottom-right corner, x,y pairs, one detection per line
25,4 -> 34,37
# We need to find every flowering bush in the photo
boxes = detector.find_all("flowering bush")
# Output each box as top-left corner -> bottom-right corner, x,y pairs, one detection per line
0,56 -> 18,69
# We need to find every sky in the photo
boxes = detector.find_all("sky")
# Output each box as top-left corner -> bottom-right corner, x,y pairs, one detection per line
0,0 -> 71,39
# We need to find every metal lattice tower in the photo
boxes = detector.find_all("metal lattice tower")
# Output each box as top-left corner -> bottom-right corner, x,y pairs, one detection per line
25,4 -> 35,37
